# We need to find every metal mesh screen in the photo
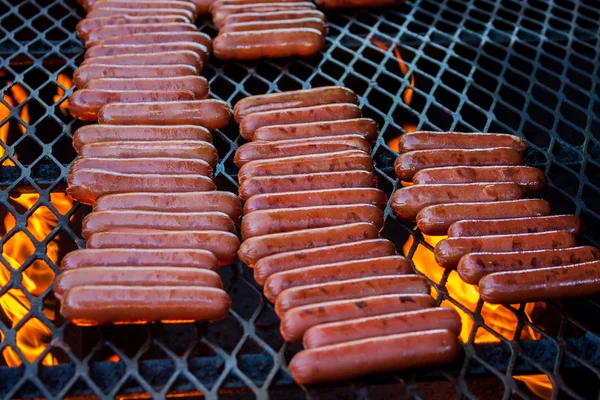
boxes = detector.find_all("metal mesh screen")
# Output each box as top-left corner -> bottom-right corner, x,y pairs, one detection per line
1,0 -> 600,398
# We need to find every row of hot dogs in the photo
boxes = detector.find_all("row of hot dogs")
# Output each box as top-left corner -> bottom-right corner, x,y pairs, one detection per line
229,87 -> 462,385
390,132 -> 600,304
60,3 -> 238,325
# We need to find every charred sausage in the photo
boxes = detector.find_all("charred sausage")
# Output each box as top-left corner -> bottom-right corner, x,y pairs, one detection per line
243,188 -> 387,213
93,191 -> 242,221
275,275 -> 430,317
60,248 -> 219,271
85,76 -> 209,99
233,86 -> 357,123
457,246 -> 600,284
398,132 -> 527,153
73,64 -> 198,88
264,255 -> 413,302
97,100 -> 231,129
395,148 -> 525,181
237,222 -> 379,266
416,199 -> 552,235
253,118 -> 379,142
391,182 -> 524,221
61,286 -> 230,325
448,215 -> 583,237
280,294 -> 436,342
239,103 -> 362,140
69,157 -> 213,176
434,231 -> 577,269
253,238 -> 396,285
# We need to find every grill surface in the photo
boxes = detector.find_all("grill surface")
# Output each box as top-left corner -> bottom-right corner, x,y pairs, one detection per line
1,0 -> 600,398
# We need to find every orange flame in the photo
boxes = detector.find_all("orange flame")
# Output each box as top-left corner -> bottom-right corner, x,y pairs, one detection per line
1,81 -> 31,166
2,193 -> 72,367
54,74 -> 73,115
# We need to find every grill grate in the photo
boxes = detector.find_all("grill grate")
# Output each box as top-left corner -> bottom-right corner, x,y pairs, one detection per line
1,0 -> 600,398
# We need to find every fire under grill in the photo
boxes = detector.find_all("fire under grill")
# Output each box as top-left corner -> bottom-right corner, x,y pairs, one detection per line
1,0 -> 600,398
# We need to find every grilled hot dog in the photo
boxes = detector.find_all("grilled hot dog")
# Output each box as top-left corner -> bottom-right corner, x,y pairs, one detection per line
85,76 -> 209,99
448,215 -> 583,237
398,132 -> 527,152
69,157 -> 213,177
73,64 -> 198,88
253,118 -> 379,142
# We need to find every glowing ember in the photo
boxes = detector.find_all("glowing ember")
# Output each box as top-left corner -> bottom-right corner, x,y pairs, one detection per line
54,73 -> 74,115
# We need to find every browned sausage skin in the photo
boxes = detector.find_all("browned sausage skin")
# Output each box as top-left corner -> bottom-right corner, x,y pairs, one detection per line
289,329 -> 460,385
86,23 -> 198,46
221,10 -> 325,26
61,248 -> 220,271
391,182 -> 524,221
68,89 -> 196,121
315,0 -> 404,8
263,255 -> 413,301
233,86 -> 358,123
239,103 -> 362,140
82,51 -> 202,70
69,157 -> 213,177
213,2 -> 316,25
73,64 -> 198,88
448,215 -> 583,237
222,18 -> 326,35
243,188 -> 387,213
280,294 -> 436,342
240,204 -> 384,239
210,0 -> 306,12
85,42 -> 209,60
93,32 -> 212,53
412,166 -> 547,194
457,246 -> 600,284
97,100 -> 231,129
239,171 -> 377,202
238,222 -> 379,266
85,77 -> 210,100
87,8 -> 195,22
91,0 -> 198,14
398,132 -> 527,152
253,118 -> 379,142
275,275 -> 430,317
54,267 -> 223,299
72,125 -> 212,150
234,135 -> 370,167
434,231 -> 577,269
61,286 -> 230,325
395,148 -> 525,181
77,15 -> 190,40
479,261 -> 600,304
303,308 -> 461,349
416,199 -> 552,235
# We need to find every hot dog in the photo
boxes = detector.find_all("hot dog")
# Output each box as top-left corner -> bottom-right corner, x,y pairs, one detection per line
398,132 -> 527,153
68,89 -> 196,121
210,0 -> 306,11
77,140 -> 218,166
395,148 -> 525,181
289,329 -> 460,385
253,118 -> 379,142
87,8 -> 195,22
87,230 -> 240,265
213,2 -> 316,25
54,267 -> 223,299
97,100 -> 231,129
263,255 -> 413,302
243,188 -> 387,213
416,199 -> 552,235
275,275 -> 430,317
70,157 -> 213,177
221,18 -> 326,35
61,286 -> 230,325
241,204 -> 384,239
315,0 -> 404,8
457,246 -> 600,284
391,182 -> 524,221
478,261 -> 600,304
93,191 -> 242,221
239,103 -> 362,141
85,42 -> 209,60
239,171 -> 376,202
91,0 -> 197,14
72,125 -> 212,151
233,86 -> 358,123
85,76 -> 209,99
448,215 -> 583,237
253,238 -> 396,285
238,151 -> 372,183
60,248 -> 219,271
280,294 -> 436,342
221,10 -> 325,26
303,308 -> 461,349
86,24 -> 198,46
412,166 -> 547,193
191,0 -> 215,13
93,32 -> 212,53
82,51 -> 202,70
77,15 -> 189,40
73,64 -> 198,88
82,211 -> 235,238
434,231 -> 577,269
234,136 -> 370,167
67,170 -> 215,205
238,222 -> 379,266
